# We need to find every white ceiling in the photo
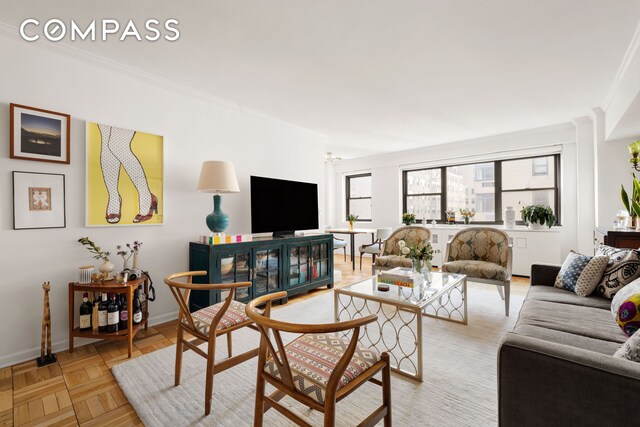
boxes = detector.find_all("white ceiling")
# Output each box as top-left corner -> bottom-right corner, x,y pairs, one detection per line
3,1 -> 640,158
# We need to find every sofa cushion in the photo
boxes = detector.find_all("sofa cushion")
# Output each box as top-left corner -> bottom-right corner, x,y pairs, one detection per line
595,244 -> 640,299
442,260 -> 508,281
515,298 -> 626,345
614,328 -> 640,362
526,285 -> 612,310
513,324 -> 623,355
554,251 -> 608,296
612,279 -> 640,336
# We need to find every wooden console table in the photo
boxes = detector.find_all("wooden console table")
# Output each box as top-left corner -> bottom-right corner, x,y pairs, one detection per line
594,227 -> 640,250
68,275 -> 149,358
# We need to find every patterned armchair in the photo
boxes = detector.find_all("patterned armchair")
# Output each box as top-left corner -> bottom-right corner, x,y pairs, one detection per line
441,227 -> 513,316
373,226 -> 432,274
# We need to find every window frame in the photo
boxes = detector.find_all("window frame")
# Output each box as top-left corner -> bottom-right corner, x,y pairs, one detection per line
401,154 -> 561,226
345,173 -> 372,222
402,167 -> 445,223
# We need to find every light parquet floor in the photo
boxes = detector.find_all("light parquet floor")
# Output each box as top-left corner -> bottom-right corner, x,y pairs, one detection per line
2,255 -> 529,426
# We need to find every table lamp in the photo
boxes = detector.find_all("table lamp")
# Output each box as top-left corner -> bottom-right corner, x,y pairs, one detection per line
197,161 -> 240,233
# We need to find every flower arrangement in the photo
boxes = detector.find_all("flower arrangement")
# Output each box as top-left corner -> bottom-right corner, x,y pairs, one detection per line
459,208 -> 476,224
397,239 -> 440,273
117,241 -> 142,270
78,237 -> 110,262
402,213 -> 416,225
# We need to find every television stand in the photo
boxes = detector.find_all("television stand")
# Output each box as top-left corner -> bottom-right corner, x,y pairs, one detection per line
188,234 -> 334,311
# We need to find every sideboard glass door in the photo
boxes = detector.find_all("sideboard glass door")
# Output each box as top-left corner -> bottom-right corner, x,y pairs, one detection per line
218,251 -> 252,302
310,240 -> 330,282
288,244 -> 310,288
254,247 -> 281,297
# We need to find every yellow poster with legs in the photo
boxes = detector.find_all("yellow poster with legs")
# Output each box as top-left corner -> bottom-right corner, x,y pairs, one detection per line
86,122 -> 163,226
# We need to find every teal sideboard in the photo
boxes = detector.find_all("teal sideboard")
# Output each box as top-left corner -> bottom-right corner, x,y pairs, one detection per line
188,234 -> 334,311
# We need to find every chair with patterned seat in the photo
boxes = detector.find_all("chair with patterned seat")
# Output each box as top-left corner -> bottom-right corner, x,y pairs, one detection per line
373,225 -> 432,275
164,271 -> 260,415
246,291 -> 392,427
441,227 -> 513,316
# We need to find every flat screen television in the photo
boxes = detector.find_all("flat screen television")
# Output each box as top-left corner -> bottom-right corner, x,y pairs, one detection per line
250,175 -> 319,237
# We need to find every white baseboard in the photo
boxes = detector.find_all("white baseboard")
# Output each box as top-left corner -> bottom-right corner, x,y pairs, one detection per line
0,311 -> 179,369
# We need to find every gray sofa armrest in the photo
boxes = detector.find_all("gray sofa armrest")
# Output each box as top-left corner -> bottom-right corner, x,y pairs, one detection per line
499,333 -> 640,427
530,263 -> 561,286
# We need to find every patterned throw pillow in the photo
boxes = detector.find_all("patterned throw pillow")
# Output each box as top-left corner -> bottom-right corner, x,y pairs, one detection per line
614,328 -> 640,362
554,251 -> 609,296
611,278 -> 640,336
595,245 -> 640,299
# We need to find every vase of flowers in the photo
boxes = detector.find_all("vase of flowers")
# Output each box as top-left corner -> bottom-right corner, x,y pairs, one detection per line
116,244 -> 132,271
78,237 -> 113,275
459,208 -> 476,224
445,209 -> 456,224
398,239 -> 439,279
402,213 -> 416,226
130,241 -> 143,270
346,214 -> 359,230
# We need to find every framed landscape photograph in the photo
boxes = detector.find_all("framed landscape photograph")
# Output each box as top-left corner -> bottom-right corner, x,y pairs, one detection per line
13,171 -> 66,230
10,103 -> 71,164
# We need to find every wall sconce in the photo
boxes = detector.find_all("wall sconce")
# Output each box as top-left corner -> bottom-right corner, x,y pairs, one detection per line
629,141 -> 640,171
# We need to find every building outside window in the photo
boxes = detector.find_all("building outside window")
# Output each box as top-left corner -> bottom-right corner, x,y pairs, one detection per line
346,173 -> 372,221
401,154 -> 560,224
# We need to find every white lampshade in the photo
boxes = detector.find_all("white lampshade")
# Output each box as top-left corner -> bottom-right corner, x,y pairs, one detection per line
197,161 -> 240,193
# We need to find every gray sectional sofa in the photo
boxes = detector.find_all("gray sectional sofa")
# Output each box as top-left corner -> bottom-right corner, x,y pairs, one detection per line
498,264 -> 640,426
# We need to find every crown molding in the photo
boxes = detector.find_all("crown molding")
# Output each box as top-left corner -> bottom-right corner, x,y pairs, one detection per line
0,20 -> 327,140
602,19 -> 640,111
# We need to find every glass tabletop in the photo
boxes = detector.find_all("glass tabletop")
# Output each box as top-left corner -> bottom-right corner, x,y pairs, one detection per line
336,272 -> 466,308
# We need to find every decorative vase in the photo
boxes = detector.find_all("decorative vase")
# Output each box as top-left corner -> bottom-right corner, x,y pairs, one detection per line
463,217 -> 470,225
132,253 -> 140,270
206,194 -> 229,233
99,260 -> 114,276
122,258 -> 130,272
636,220 -> 640,232
504,206 -> 516,229
348,221 -> 354,230
424,260 -> 433,281
412,258 -> 422,274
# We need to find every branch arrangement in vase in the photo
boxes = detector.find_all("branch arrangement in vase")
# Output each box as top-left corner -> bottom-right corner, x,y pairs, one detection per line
78,237 -> 111,262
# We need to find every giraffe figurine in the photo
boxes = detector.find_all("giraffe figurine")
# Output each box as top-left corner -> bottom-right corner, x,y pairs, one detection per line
37,281 -> 57,366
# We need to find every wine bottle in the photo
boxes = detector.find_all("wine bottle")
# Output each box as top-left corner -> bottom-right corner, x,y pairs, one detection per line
92,292 -> 100,331
107,294 -> 119,333
98,293 -> 109,332
119,293 -> 129,330
132,288 -> 143,325
79,292 -> 92,331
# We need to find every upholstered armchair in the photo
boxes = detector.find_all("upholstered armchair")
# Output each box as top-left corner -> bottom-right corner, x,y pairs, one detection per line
373,226 -> 432,274
441,227 -> 512,316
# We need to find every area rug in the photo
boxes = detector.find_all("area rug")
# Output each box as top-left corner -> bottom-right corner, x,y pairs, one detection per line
113,285 -> 524,426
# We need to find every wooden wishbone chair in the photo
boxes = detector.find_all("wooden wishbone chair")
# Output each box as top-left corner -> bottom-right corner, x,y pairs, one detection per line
164,271 -> 260,416
246,291 -> 392,427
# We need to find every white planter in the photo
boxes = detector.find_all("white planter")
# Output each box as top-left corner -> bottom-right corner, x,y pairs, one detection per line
527,222 -> 547,230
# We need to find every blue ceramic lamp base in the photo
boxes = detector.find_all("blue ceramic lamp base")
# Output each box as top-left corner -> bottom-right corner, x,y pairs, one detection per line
206,194 -> 229,233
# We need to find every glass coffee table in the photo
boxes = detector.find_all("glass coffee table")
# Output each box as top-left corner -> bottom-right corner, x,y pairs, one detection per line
334,272 -> 467,381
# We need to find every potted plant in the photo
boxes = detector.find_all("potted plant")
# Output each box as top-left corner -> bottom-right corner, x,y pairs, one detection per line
621,174 -> 640,229
402,212 -> 416,226
520,205 -> 556,229
346,214 -> 359,230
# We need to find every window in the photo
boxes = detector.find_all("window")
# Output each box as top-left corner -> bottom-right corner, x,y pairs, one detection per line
346,174 -> 372,221
447,163 -> 495,221
402,168 -> 442,221
502,155 -> 559,224
402,154 -> 560,224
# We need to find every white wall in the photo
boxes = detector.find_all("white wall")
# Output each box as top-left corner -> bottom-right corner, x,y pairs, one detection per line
597,136 -> 640,226
330,124 -> 580,263
0,36 -> 326,367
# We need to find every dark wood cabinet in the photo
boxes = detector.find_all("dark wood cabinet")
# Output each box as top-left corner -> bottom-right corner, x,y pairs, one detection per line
188,234 -> 334,311
595,227 -> 640,249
